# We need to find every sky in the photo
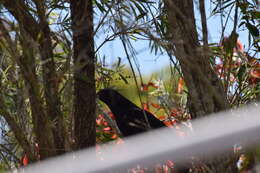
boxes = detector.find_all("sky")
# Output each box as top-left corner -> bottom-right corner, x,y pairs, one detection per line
95,0 -> 252,75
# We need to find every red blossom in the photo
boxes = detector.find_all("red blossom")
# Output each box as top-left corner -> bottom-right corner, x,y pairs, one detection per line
148,82 -> 159,89
166,160 -> 175,168
108,112 -> 115,120
103,121 -> 108,126
236,39 -> 244,53
163,119 -> 177,127
177,77 -> 185,93
158,116 -> 166,121
96,119 -> 102,126
116,138 -> 124,145
111,134 -> 118,139
154,164 -> 163,173
151,103 -> 161,109
22,154 -> 28,166
141,84 -> 149,91
250,68 -> 260,79
103,127 -> 111,131
142,103 -> 149,111
170,108 -> 179,117
248,60 -> 260,85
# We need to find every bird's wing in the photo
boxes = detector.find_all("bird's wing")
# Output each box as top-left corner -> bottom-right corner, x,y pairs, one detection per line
143,110 -> 166,129
124,107 -> 150,130
125,107 -> 165,130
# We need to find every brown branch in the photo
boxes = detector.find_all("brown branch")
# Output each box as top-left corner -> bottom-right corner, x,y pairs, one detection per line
0,19 -> 56,159
3,0 -> 66,155
0,96 -> 36,162
0,146 -> 13,169
199,0 -> 208,47
1,0 -> 39,40
164,0 -> 229,118
32,0 -> 66,155
0,144 -> 19,162
233,0 -> 239,33
19,28 -> 57,159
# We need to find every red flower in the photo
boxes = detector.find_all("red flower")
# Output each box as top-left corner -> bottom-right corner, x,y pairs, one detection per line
141,84 -> 149,91
108,112 -> 115,120
142,103 -> 149,111
151,103 -> 160,109
148,82 -> 159,89
177,77 -> 185,93
22,154 -> 28,166
166,160 -> 175,168
111,134 -> 118,139
103,127 -> 111,131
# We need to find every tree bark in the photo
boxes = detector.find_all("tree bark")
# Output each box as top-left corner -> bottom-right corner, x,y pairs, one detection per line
0,19 -> 56,160
2,0 -> 66,156
33,0 -> 66,155
0,98 -> 36,162
19,31 -> 56,159
70,0 -> 96,149
164,0 -> 237,172
164,0 -> 228,118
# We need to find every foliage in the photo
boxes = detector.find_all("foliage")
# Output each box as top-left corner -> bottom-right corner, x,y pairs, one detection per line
0,0 -> 259,172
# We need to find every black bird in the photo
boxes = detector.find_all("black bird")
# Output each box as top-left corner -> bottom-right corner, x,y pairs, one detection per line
98,89 -> 190,173
97,88 -> 165,137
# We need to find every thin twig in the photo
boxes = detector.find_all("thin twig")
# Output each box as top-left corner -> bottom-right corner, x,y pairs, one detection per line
199,0 -> 208,47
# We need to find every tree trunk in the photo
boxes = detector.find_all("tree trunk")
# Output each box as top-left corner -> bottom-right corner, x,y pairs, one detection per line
19,32 -> 56,159
164,0 -> 237,172
70,0 -> 96,149
1,0 -> 65,158
164,0 -> 228,118
34,0 -> 66,156
0,18 -> 57,160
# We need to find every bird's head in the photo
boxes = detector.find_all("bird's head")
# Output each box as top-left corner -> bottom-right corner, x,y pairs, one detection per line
97,88 -> 121,105
97,88 -> 137,113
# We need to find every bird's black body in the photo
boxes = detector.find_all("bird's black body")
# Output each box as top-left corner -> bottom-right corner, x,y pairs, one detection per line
98,89 -> 190,173
97,88 -> 165,137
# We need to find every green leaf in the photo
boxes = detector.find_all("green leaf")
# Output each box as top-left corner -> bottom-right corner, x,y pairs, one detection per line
119,73 -> 129,84
237,65 -> 246,82
129,4 -> 137,17
132,1 -> 146,16
137,0 -> 153,3
241,15 -> 249,21
252,11 -> 260,19
95,1 -> 106,12
219,1 -> 235,11
211,3 -> 220,15
246,23 -> 259,37
239,21 -> 246,28
136,12 -> 147,20
116,57 -> 121,68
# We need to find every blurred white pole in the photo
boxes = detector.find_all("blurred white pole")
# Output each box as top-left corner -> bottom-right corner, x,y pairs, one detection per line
21,104 -> 260,173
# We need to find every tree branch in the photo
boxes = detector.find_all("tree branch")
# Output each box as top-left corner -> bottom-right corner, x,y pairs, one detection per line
199,0 -> 208,47
0,96 -> 36,162
1,0 -> 39,40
